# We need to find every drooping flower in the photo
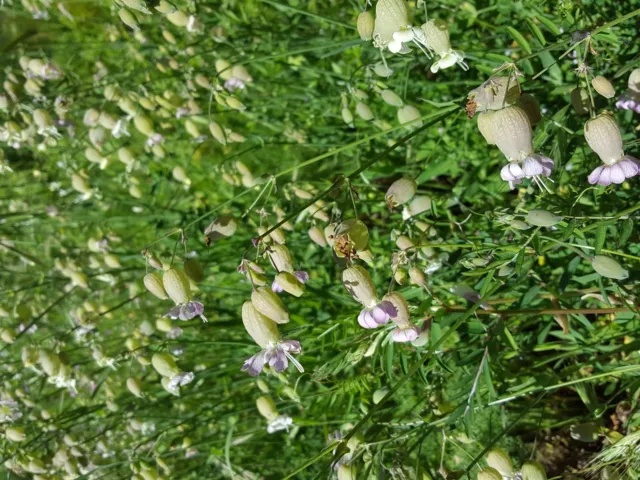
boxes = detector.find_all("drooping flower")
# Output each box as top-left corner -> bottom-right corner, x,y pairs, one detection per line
584,114 -> 639,186
615,68 -> 640,113
491,105 -> 554,191
241,302 -> 303,376
383,292 -> 420,342
256,396 -> 293,434
421,19 -> 467,72
151,353 -> 194,394
342,265 -> 397,328
162,268 -> 207,322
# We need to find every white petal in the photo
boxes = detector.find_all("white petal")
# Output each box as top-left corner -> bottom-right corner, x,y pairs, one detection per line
588,166 -> 604,184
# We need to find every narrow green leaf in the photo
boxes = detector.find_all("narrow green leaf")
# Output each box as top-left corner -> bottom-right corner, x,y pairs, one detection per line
595,224 -> 606,255
619,218 -> 633,247
535,14 -> 561,35
526,18 -> 547,46
507,26 -> 533,55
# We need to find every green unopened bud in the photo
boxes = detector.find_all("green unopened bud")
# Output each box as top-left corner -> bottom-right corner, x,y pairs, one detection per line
521,461 -> 547,480
268,244 -> 294,273
151,353 -> 180,378
486,448 -> 514,477
209,121 -> 226,144
275,272 -> 305,297
356,102 -> 374,121
406,195 -> 432,217
133,115 -> 153,136
337,464 -> 356,480
118,147 -> 135,165
526,209 -> 562,227
477,467 -> 502,480
308,226 -> 327,246
591,255 -> 629,280
357,11 -> 374,40
395,235 -> 414,251
156,317 -> 173,333
510,219 -> 530,230
226,96 -> 245,111
341,108 -> 354,127
386,177 -> 417,207
397,105 -> 422,126
5,427 -> 26,442
242,301 -> 279,348
252,287 -> 289,324
39,349 -> 61,377
0,328 -> 15,344
144,272 -> 169,300
163,268 -> 191,304
381,89 -> 403,107
256,396 -> 278,421
409,267 -> 425,287
22,346 -> 38,368
127,377 -> 144,398
592,76 -> 615,99
184,258 -> 204,282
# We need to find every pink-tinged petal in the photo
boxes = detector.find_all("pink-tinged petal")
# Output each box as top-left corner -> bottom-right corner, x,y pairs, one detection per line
271,279 -> 284,293
370,306 -> 390,325
164,306 -> 181,319
280,339 -> 301,353
588,166 -> 604,185
378,300 -> 398,319
620,156 -> 640,177
241,351 -> 267,376
598,166 -> 612,186
522,156 -> 543,177
391,326 -> 420,343
358,309 -> 378,329
294,271 -> 309,283
266,348 -> 288,372
609,164 -> 626,184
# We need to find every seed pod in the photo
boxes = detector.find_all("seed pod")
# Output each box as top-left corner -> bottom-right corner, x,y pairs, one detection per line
357,11 -> 374,40
275,272 -> 305,297
308,226 -> 327,246
163,268 -> 191,304
584,114 -> 624,164
381,89 -> 403,107
592,76 -> 615,99
526,209 -> 562,227
491,105 -> 533,160
134,115 -> 153,136
256,396 -> 278,421
334,219 -> 369,251
409,267 -> 425,287
5,427 -> 26,442
397,105 -> 422,126
383,292 -> 409,326
252,287 -> 289,324
151,353 -> 179,378
242,301 -> 279,348
166,10 -> 188,27
337,464 -> 356,480
144,272 -> 169,299
184,258 -> 205,282
477,111 -> 496,144
209,121 -> 226,144
341,108 -> 354,127
396,235 -> 414,251
342,265 -> 378,307
486,448 -> 514,477
406,195 -> 432,217
205,215 -> 237,243
268,244 -> 294,273
119,8 -> 139,30
591,255 -> 628,280
570,88 -> 590,115
373,0 -> 410,47
356,102 -> 374,121
477,467 -> 502,480
386,177 -> 417,206
521,461 -> 547,480
127,377 -> 144,398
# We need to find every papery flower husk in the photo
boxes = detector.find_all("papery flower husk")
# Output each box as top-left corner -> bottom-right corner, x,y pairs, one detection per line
385,177 -> 417,206
162,268 -> 191,304
252,287 -> 289,324
357,11 -> 375,40
373,0 -> 411,48
584,114 -> 624,164
242,301 -> 280,348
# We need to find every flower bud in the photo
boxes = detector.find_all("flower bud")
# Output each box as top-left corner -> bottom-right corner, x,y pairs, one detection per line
256,396 -> 278,421
342,265 -> 378,308
71,173 -> 92,195
39,349 -> 61,377
521,461 -> 547,480
172,166 -> 190,185
409,267 -> 425,287
571,88 -> 590,115
0,328 -> 15,344
386,177 -> 417,206
166,10 -> 188,27
184,258 -> 204,282
144,272 -> 168,300
209,121 -> 226,144
592,76 -> 615,99
394,268 -> 407,285
337,464 -> 356,480
486,448 -> 514,477
584,114 -> 624,164
477,467 -> 502,480
526,209 -> 562,227
397,105 -> 422,126
341,108 -> 354,127
591,255 -> 629,280
205,215 -> 237,242
406,195 -> 432,217
156,317 -> 173,332
491,105 -> 533,160
163,268 -> 191,304
134,115 -> 153,136
268,244 -> 294,272
242,301 -> 279,348
358,248 -> 374,264
32,108 -> 52,129
396,235 -> 414,251
22,346 -> 38,368
127,377 -> 144,398
5,427 -> 26,442
151,353 -> 180,378
275,272 -> 305,297
357,11 -> 374,40
118,147 -> 135,165
381,89 -> 403,107
356,102 -> 374,121
226,97 -> 245,111
252,287 -> 289,324
308,226 -> 327,246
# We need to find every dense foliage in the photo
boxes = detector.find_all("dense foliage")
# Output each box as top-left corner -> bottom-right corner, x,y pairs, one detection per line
0,0 -> 639,479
